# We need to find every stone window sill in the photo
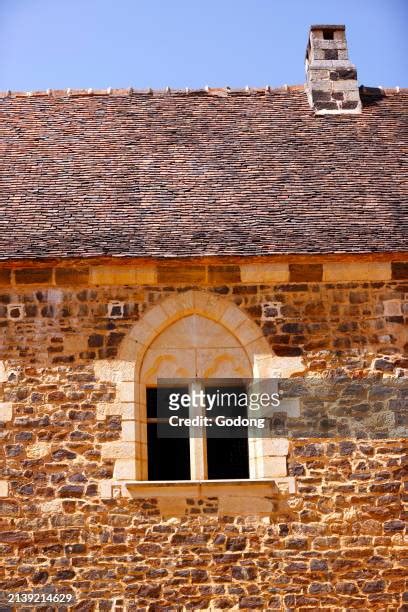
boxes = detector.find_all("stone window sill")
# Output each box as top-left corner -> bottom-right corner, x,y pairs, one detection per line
123,478 -> 294,517
126,478 -> 278,496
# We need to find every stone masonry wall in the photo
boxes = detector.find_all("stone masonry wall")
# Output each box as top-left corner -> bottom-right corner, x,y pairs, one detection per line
0,261 -> 407,610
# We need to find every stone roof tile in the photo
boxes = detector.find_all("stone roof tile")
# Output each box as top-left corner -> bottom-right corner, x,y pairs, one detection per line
0,87 -> 406,259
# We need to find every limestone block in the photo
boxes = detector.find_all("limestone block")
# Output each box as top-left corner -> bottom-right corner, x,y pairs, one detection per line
0,361 -> 7,383
193,291 -> 229,321
90,265 -> 156,285
0,402 -> 12,422
259,438 -> 289,456
274,477 -> 296,494
252,354 -> 282,379
270,356 -> 306,378
235,319 -> 263,345
241,263 -> 289,283
129,319 -> 155,345
142,304 -> 168,329
337,50 -> 349,60
117,381 -> 135,402
309,80 -> 332,92
41,499 -> 66,513
246,337 -> 275,358
383,300 -> 402,316
161,292 -> 195,318
94,359 -> 135,384
99,480 -> 113,499
121,421 -> 143,442
149,315 -> 240,350
314,39 -> 346,50
113,459 -> 137,480
0,481 -> 8,497
323,262 -> 391,281
96,402 -> 136,421
220,305 -> 248,330
101,441 -> 136,460
117,338 -> 142,362
26,442 -> 50,459
332,79 -> 358,91
255,456 -> 287,478
309,69 -> 330,82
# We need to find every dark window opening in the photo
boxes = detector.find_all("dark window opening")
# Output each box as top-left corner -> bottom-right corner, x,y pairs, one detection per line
147,387 -> 190,481
323,29 -> 334,40
205,385 -> 249,480
207,437 -> 249,479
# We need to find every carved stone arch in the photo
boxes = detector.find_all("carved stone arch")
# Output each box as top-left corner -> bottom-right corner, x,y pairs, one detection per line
118,290 -> 276,381
99,291 -> 301,496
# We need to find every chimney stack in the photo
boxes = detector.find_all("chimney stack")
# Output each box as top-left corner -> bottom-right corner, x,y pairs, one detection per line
305,25 -> 361,114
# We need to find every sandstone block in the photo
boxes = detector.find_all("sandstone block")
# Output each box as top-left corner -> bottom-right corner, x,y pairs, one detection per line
157,265 -> 206,284
240,263 -> 289,283
55,267 -> 89,286
0,269 -> 11,286
90,265 -> 156,285
15,267 -> 53,285
208,265 -> 241,284
392,261 -> 408,279
323,262 -> 391,281
218,495 -> 276,516
383,300 -> 402,316
289,264 -> 323,282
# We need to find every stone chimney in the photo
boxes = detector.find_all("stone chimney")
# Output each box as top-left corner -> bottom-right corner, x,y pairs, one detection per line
305,25 -> 361,114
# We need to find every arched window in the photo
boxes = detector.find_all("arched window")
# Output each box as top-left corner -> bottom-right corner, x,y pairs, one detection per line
99,291 -> 299,499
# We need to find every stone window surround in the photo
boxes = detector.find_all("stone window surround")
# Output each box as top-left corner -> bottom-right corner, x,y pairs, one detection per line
98,290 -> 302,499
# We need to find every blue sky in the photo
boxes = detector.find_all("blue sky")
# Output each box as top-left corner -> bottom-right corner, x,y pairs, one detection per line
0,0 -> 406,91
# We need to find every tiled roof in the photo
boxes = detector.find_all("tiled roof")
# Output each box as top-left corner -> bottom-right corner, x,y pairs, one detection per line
0,86 -> 407,260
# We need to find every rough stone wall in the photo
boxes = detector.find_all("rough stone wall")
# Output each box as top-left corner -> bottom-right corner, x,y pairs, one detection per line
0,265 -> 407,609
0,274 -> 407,368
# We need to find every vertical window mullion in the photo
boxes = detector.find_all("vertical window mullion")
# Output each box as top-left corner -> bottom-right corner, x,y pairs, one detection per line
188,381 -> 208,480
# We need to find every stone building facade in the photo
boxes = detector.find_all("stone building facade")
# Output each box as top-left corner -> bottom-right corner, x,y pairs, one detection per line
0,25 -> 407,611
